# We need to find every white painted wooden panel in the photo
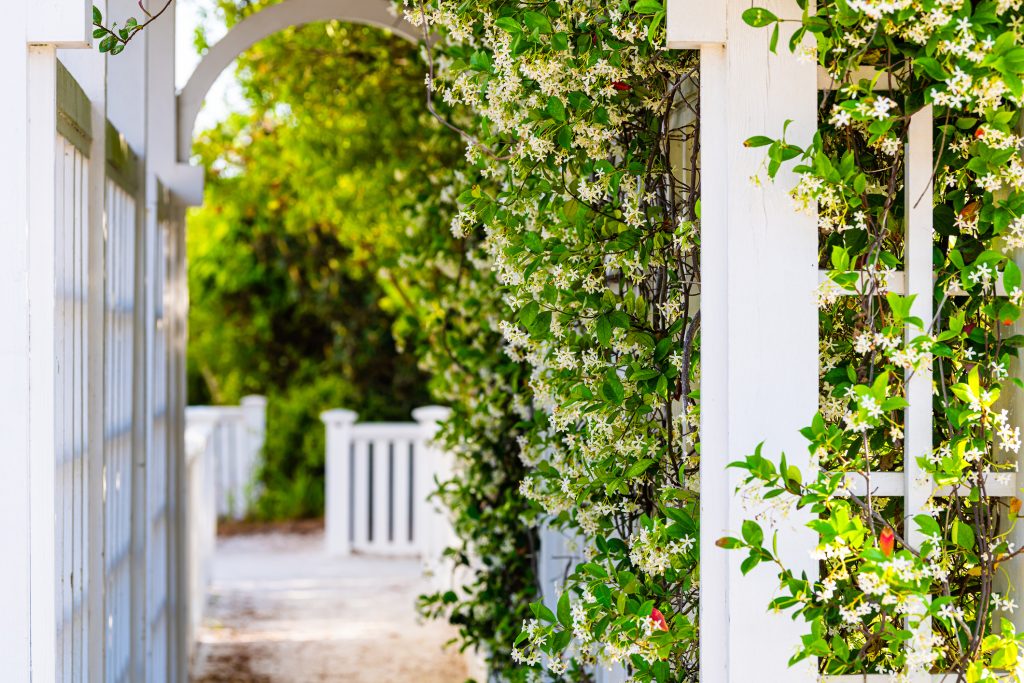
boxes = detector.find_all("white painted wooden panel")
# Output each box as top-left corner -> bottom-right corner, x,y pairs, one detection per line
54,133 -> 91,683
104,177 -> 136,683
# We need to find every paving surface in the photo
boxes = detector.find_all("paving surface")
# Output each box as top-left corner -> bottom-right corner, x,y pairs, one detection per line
189,531 -> 471,683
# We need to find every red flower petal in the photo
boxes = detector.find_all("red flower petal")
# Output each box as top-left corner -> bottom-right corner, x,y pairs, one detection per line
650,607 -> 669,631
879,526 -> 895,558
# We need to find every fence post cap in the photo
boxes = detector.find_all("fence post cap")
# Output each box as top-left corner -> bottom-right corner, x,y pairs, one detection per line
412,405 -> 452,424
240,394 -> 268,407
320,408 -> 358,425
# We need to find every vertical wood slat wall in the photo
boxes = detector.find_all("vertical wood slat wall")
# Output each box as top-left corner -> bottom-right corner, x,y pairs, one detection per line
55,61 -> 92,683
104,123 -> 139,683
52,59 -> 188,683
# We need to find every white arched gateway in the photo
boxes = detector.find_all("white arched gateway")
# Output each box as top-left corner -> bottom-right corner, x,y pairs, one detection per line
0,0 -> 944,682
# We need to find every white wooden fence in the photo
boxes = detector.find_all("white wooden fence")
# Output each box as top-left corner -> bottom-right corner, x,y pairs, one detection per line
182,397 -> 265,658
185,397 -> 267,522
320,406 -> 456,563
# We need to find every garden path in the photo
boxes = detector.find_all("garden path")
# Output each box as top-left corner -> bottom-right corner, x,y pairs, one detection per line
190,529 -> 471,682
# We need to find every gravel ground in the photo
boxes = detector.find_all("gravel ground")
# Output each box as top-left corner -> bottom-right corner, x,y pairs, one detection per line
190,531 -> 472,683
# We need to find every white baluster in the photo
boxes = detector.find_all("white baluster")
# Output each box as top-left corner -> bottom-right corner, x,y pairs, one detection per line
371,437 -> 390,552
391,438 -> 413,553
352,437 -> 371,553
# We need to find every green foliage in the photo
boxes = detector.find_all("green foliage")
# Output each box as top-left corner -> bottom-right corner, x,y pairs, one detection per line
92,2 -> 171,54
402,1 -> 701,679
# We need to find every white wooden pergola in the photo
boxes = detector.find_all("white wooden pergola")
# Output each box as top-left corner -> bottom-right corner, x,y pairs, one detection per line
1,0 -> 994,681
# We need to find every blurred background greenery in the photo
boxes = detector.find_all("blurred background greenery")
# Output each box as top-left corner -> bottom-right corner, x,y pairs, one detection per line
186,17 -> 457,520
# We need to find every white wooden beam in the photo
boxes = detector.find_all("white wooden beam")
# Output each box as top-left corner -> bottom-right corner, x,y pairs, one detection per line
28,0 -> 91,47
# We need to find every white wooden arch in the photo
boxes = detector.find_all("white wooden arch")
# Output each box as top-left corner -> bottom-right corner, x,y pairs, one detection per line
176,0 -> 420,166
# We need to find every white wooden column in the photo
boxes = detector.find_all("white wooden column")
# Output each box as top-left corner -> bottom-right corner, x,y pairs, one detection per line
321,409 -> 357,556
27,42 -> 62,683
669,2 -> 818,681
0,5 -> 33,676
412,407 -> 453,577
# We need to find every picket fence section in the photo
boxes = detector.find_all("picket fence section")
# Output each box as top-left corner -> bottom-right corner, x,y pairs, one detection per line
320,406 -> 456,565
185,397 -> 267,523
182,398 -> 265,657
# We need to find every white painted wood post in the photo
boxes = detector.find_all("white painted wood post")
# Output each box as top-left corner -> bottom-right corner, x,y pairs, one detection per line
412,406 -> 453,581
27,44 -> 62,683
321,409 -> 357,556
668,2 -> 819,682
0,6 -> 34,677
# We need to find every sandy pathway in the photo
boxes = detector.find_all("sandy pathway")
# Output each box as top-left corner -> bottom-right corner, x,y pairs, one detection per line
190,531 -> 472,683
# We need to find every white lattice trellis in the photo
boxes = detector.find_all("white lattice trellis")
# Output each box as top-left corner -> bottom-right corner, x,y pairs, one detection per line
668,1 -> 1024,681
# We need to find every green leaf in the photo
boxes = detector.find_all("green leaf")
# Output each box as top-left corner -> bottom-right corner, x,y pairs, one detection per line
633,0 -> 664,15
495,17 -> 521,33
626,459 -> 655,477
954,519 -> 975,550
716,536 -> 744,549
557,590 -> 572,628
523,231 -> 543,253
596,315 -> 612,347
1005,260 -> 1022,293
745,135 -> 775,148
533,601 -> 557,623
742,7 -> 778,27
92,5 -> 102,23
915,57 -> 950,81
741,520 -> 764,547
546,96 -> 566,123
523,11 -> 552,34
601,373 -> 625,404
